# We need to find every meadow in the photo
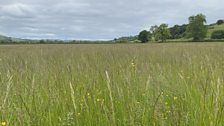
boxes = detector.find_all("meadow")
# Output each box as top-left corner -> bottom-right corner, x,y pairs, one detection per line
0,43 -> 224,126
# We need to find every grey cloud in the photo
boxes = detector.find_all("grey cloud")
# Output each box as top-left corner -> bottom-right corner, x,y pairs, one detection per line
0,0 -> 223,40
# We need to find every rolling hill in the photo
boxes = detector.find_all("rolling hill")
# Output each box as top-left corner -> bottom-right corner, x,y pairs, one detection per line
0,35 -> 11,41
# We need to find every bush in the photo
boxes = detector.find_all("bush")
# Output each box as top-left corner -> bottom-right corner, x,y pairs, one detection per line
138,30 -> 151,43
211,30 -> 224,39
217,20 -> 224,25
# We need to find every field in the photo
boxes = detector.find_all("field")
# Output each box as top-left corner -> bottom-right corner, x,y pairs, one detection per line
0,43 -> 224,126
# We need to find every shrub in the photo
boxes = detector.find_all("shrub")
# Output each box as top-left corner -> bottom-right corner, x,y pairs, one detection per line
211,30 -> 224,39
138,30 -> 151,43
216,20 -> 224,25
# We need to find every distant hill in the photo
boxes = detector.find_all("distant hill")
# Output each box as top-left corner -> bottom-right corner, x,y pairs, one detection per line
0,35 -> 11,41
0,34 -> 35,43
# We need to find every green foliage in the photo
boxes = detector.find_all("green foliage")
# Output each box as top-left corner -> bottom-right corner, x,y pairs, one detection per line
114,36 -> 138,42
211,30 -> 224,39
207,24 -> 224,39
138,30 -> 151,43
169,24 -> 187,39
39,40 -> 45,44
216,20 -> 224,25
187,14 -> 207,41
151,24 -> 170,42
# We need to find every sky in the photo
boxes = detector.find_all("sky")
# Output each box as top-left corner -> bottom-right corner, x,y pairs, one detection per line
0,0 -> 223,40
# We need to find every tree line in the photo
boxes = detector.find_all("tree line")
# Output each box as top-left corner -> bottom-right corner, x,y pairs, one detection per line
137,14 -> 224,43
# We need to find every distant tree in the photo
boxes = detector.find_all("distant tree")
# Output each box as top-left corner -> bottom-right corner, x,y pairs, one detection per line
151,24 -> 170,42
138,30 -> 151,43
40,40 -> 45,44
169,24 -> 187,39
211,30 -> 224,39
150,25 -> 158,41
187,14 -> 207,41
217,20 -> 224,25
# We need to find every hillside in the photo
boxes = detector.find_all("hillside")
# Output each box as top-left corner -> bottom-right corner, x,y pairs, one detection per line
0,34 -> 35,43
207,24 -> 224,39
0,35 -> 11,41
171,23 -> 224,41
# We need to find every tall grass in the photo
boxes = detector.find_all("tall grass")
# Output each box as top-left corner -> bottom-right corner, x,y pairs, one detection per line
0,43 -> 224,125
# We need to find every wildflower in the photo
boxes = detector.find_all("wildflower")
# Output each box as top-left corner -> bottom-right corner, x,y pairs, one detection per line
165,102 -> 168,105
87,93 -> 91,98
1,122 -> 6,126
174,96 -> 178,101
131,62 -> 135,66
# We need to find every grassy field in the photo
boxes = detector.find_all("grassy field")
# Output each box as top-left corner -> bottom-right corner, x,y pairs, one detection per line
0,43 -> 224,126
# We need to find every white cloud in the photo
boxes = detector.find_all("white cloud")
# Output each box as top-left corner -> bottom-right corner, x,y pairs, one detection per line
0,3 -> 35,17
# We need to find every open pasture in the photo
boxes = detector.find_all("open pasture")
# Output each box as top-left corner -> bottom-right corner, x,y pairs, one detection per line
0,43 -> 224,125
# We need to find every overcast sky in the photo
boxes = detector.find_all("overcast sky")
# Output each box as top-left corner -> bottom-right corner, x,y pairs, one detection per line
0,0 -> 223,40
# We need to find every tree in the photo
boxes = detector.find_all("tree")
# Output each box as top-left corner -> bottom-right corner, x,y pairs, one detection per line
217,20 -> 224,25
138,30 -> 151,43
151,24 -> 170,42
169,24 -> 187,39
150,25 -> 158,41
40,40 -> 45,44
187,14 -> 207,41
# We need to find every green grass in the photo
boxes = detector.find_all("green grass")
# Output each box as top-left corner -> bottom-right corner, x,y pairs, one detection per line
207,24 -> 224,39
0,43 -> 224,125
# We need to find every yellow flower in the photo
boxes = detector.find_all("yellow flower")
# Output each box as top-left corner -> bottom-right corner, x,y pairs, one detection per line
174,96 -> 178,101
131,62 -> 136,67
87,93 -> 91,98
1,122 -> 6,126
165,102 -> 168,105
